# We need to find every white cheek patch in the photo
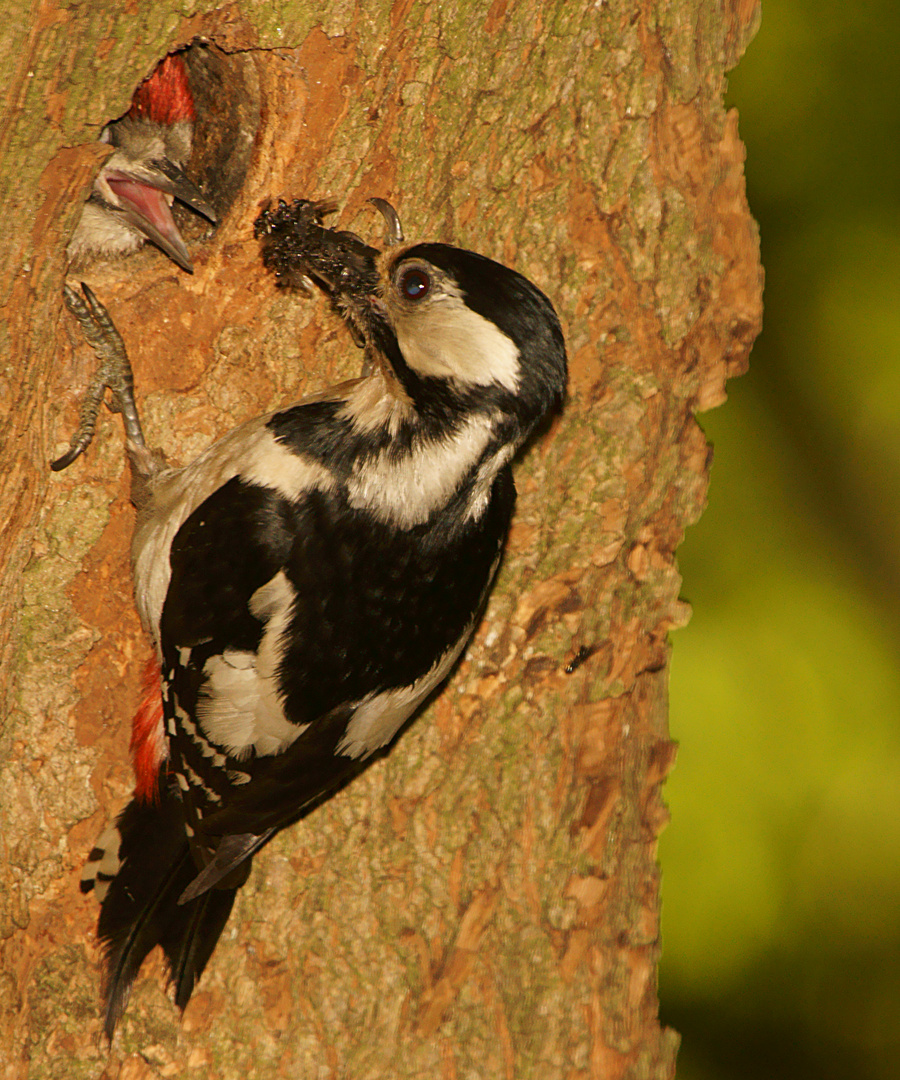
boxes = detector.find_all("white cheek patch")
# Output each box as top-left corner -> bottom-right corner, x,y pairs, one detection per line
393,295 -> 521,392
346,412 -> 497,528
68,201 -> 144,262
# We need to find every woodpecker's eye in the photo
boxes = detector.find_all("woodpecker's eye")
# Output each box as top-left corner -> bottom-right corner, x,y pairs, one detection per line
398,267 -> 431,301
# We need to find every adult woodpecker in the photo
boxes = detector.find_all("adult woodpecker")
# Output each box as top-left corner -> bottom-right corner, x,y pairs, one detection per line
61,200 -> 567,1036
67,53 -> 216,274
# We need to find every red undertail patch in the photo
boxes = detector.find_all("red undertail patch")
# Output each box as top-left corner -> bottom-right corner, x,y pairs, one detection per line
130,654 -> 167,802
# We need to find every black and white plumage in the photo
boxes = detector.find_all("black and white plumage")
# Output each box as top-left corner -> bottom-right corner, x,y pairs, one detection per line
68,201 -> 567,1036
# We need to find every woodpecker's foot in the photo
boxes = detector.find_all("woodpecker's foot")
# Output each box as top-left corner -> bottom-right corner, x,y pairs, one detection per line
53,284 -> 147,471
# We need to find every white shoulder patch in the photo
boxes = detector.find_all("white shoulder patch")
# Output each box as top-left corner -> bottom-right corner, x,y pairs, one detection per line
195,646 -> 299,760
248,569 -> 294,621
194,571 -> 303,759
131,418 -> 333,642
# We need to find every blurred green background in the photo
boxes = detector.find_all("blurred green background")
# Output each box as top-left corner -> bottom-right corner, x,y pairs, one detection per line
658,3 -> 900,1077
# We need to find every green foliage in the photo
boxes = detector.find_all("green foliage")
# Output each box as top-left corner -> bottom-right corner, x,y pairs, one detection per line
660,1 -> 900,1077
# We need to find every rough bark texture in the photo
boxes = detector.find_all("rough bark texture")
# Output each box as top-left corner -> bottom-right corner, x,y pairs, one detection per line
0,1 -> 762,1077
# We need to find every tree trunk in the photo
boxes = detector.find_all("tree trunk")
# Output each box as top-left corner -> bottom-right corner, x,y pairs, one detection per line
0,1 -> 761,1076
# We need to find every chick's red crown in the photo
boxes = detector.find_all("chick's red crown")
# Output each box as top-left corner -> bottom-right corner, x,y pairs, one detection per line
129,53 -> 195,126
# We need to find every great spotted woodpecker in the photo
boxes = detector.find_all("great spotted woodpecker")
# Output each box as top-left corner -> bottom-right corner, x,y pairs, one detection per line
60,200 -> 567,1036
67,53 -> 216,273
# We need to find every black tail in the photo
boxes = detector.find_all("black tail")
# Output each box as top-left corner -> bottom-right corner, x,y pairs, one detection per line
83,780 -> 241,1038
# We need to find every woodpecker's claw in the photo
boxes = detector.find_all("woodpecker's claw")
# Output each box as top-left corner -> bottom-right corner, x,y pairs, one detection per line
52,284 -> 147,471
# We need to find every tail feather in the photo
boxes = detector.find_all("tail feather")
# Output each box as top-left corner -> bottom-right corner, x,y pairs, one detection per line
89,779 -> 241,1037
159,883 -> 238,1012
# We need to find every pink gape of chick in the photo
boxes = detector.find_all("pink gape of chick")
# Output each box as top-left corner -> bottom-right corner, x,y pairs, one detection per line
67,54 -> 216,273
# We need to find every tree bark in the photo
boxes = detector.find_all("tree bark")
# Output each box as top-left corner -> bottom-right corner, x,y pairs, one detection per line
0,1 -> 762,1077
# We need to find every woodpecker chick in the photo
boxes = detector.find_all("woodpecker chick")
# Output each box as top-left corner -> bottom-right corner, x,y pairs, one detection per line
65,201 -> 567,1036
67,53 -> 216,274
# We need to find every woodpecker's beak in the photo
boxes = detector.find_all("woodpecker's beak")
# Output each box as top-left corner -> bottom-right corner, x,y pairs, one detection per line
255,198 -> 406,349
148,158 -> 218,222
255,199 -> 381,298
104,160 -> 216,274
